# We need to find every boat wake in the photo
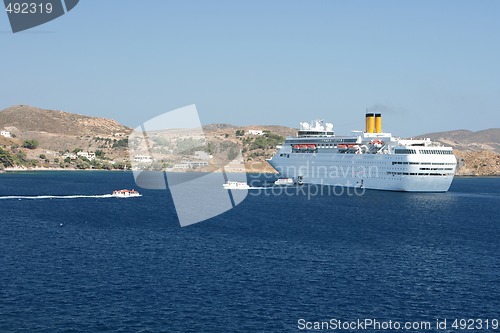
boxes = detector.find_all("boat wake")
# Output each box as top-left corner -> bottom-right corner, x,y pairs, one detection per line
231,186 -> 302,190
224,186 -> 272,190
0,194 -> 129,200
227,187 -> 268,190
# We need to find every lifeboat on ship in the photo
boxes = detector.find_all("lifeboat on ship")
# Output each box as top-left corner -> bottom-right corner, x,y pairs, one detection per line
370,139 -> 383,147
338,144 -> 358,149
293,144 -> 317,149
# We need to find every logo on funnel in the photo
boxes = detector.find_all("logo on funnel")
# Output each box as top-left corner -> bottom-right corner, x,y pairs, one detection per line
128,105 -> 248,227
4,0 -> 79,33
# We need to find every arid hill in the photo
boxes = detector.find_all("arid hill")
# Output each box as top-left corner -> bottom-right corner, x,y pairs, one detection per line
454,150 -> 499,176
0,105 -> 131,136
0,105 -> 132,169
417,128 -> 500,153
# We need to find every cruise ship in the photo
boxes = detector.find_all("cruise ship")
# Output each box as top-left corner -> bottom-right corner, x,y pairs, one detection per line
267,113 -> 457,192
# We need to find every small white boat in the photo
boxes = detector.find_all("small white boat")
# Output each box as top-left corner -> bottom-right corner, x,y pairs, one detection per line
223,181 -> 251,190
274,178 -> 294,186
112,189 -> 141,198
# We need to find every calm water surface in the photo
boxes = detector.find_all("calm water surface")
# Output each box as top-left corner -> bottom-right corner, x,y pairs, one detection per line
0,172 -> 499,332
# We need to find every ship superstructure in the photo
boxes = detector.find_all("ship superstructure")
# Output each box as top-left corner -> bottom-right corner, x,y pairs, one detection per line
267,113 -> 457,192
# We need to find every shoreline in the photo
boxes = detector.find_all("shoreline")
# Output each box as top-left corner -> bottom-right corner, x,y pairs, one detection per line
1,167 -> 498,177
2,167 -> 129,173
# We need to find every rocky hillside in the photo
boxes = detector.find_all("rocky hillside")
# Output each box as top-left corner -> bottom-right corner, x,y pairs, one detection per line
0,105 -> 130,136
454,150 -> 500,176
0,105 -> 132,170
417,128 -> 500,153
201,124 -> 296,172
203,123 -> 296,138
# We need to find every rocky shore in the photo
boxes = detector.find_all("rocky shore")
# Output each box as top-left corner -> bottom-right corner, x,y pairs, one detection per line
454,150 -> 500,176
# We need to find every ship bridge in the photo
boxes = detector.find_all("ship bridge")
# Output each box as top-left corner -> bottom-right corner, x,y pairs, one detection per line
297,120 -> 334,137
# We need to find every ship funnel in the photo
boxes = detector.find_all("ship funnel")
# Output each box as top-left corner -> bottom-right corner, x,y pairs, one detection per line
375,113 -> 382,133
365,113 -> 375,133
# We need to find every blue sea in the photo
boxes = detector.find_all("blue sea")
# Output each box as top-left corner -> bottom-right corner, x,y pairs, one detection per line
0,172 -> 499,332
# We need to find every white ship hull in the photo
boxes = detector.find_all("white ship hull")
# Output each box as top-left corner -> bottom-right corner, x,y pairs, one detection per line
267,115 -> 458,192
268,143 -> 457,193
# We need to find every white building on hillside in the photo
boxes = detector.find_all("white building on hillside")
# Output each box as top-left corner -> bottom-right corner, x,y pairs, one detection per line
173,161 -> 209,169
63,153 -> 77,160
1,130 -> 12,138
248,130 -> 264,136
77,151 -> 96,161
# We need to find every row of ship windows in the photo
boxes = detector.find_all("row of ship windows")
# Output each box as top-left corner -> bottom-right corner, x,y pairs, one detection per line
387,172 -> 453,176
391,167 -> 454,171
395,149 -> 417,154
419,168 -> 454,171
288,150 -> 317,154
392,162 -> 456,165
420,150 -> 453,154
393,161 -> 421,165
395,149 -> 453,155
277,154 -> 456,165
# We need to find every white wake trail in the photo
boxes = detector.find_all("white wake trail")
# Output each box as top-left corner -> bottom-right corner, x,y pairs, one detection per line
0,194 -> 122,200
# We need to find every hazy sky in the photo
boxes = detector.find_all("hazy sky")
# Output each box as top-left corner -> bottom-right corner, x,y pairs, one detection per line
1,0 -> 499,137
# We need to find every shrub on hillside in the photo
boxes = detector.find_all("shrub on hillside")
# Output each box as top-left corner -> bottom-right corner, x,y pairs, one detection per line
22,139 -> 39,149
